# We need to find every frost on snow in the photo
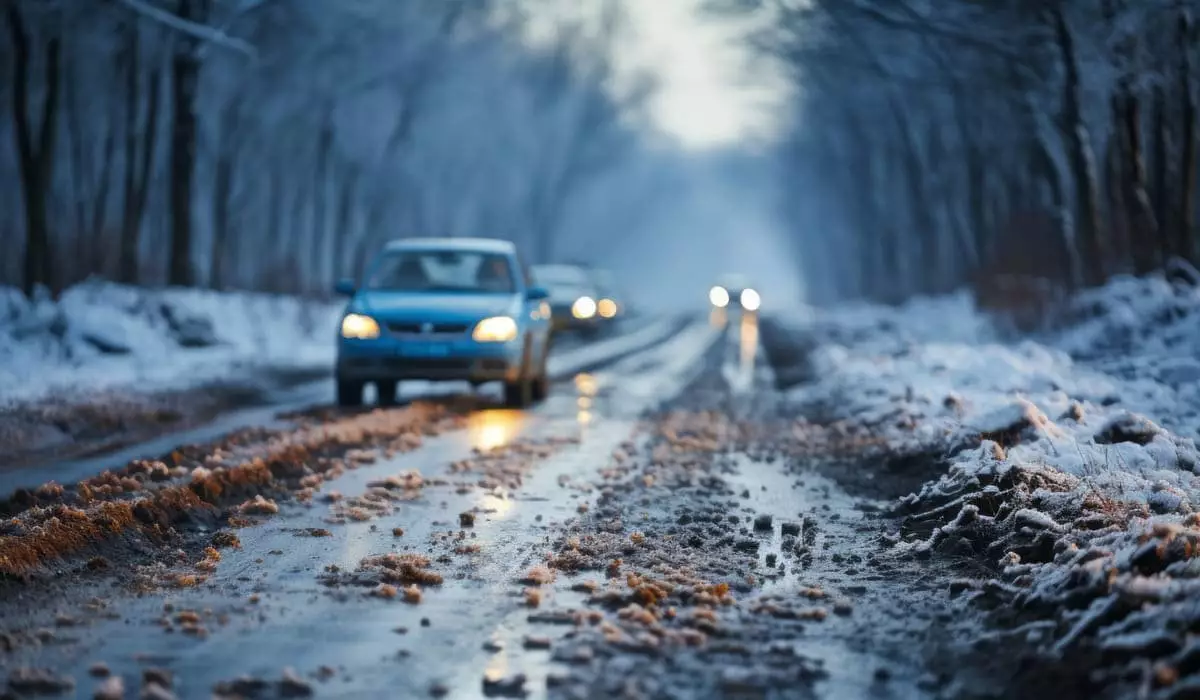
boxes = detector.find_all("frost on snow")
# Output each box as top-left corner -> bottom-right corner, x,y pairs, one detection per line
781,272 -> 1200,691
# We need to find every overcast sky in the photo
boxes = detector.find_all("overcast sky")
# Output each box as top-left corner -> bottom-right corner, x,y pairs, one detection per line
513,0 -> 785,149
615,0 -> 784,148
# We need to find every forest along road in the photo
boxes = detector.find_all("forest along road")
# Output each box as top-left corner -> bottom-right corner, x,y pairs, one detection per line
0,314 -> 997,700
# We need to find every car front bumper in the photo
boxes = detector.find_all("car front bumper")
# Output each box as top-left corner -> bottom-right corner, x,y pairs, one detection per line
549,306 -> 601,332
336,336 -> 525,383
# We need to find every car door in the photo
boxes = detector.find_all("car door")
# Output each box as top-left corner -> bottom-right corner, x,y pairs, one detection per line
518,256 -> 551,363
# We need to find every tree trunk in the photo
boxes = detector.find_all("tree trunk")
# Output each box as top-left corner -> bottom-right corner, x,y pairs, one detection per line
1031,132 -> 1076,287
91,109 -> 118,266
1052,6 -> 1105,284
209,98 -> 240,290
7,5 -> 61,296
118,22 -> 143,284
1179,5 -> 1197,261
332,166 -> 358,281
64,55 -> 90,285
1104,130 -> 1128,270
1121,90 -> 1159,274
210,150 -> 235,290
309,118 -> 334,292
1151,84 -> 1174,263
266,170 -> 284,287
167,0 -> 204,287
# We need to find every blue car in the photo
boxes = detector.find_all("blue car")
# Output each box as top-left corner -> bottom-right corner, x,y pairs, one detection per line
333,238 -> 553,408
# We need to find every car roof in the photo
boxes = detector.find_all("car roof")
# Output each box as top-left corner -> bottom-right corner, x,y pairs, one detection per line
383,237 -> 516,254
532,264 -> 594,286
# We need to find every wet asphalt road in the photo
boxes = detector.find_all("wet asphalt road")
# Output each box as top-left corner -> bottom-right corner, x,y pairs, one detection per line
0,314 -> 981,700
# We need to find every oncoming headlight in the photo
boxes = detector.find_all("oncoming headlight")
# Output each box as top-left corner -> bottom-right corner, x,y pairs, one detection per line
597,298 -> 618,319
473,316 -> 518,342
740,288 -> 761,312
709,286 -> 730,308
572,296 -> 597,319
341,313 -> 380,339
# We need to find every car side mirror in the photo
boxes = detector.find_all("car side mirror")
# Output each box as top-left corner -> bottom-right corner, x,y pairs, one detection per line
526,286 -> 550,301
334,279 -> 356,297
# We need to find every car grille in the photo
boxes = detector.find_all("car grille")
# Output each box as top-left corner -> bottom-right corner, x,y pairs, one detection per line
385,321 -> 471,335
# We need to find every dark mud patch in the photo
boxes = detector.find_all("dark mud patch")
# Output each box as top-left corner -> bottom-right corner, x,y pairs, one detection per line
0,366 -> 331,471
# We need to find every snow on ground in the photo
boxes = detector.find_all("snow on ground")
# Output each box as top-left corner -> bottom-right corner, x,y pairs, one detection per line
0,280 -> 343,406
780,271 -> 1200,694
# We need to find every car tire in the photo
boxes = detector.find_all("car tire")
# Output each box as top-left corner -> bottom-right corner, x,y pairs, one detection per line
376,380 -> 398,406
503,377 -> 532,408
503,344 -> 534,408
531,375 -> 549,402
337,378 -> 364,408
531,336 -> 551,402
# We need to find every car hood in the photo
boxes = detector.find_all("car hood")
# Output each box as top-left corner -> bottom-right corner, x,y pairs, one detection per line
546,285 -> 595,305
352,291 -> 518,321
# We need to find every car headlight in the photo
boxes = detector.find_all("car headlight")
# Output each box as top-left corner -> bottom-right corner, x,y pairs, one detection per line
341,313 -> 380,339
572,296 -> 597,319
709,286 -> 730,308
473,316 -> 518,342
597,298 -> 618,319
740,288 -> 761,312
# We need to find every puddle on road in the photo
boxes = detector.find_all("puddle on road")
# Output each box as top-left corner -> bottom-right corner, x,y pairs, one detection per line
722,454 -> 935,700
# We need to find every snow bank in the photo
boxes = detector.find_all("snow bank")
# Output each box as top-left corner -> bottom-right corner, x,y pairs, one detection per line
0,280 -> 343,405
784,272 -> 1200,692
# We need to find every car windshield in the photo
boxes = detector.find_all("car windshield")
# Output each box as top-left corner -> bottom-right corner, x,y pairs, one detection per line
366,250 -> 515,294
533,265 -> 589,287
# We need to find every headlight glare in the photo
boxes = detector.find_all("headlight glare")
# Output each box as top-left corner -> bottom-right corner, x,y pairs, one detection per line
473,316 -> 518,342
341,313 -> 380,339
740,288 -> 761,312
572,296 -> 597,319
597,298 -> 618,319
709,286 -> 730,308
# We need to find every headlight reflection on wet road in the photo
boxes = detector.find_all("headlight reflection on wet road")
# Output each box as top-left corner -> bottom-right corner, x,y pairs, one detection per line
739,312 -> 759,374
574,372 -> 598,426
467,408 -> 525,452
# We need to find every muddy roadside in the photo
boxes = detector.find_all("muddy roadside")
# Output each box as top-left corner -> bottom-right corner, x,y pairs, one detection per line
0,366 -> 333,472
758,318 -> 1112,699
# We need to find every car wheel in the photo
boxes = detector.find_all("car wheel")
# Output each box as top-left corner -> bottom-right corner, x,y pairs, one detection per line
337,378 -> 364,408
531,375 -> 549,402
503,345 -> 534,408
531,336 -> 551,402
376,380 -> 398,406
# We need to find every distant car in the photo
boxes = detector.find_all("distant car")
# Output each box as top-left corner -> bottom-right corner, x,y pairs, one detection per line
587,268 -> 626,322
709,274 -> 760,313
334,238 -> 552,408
531,264 -> 602,335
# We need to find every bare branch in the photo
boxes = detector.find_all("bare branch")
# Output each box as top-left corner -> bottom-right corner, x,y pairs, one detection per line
114,0 -> 256,56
